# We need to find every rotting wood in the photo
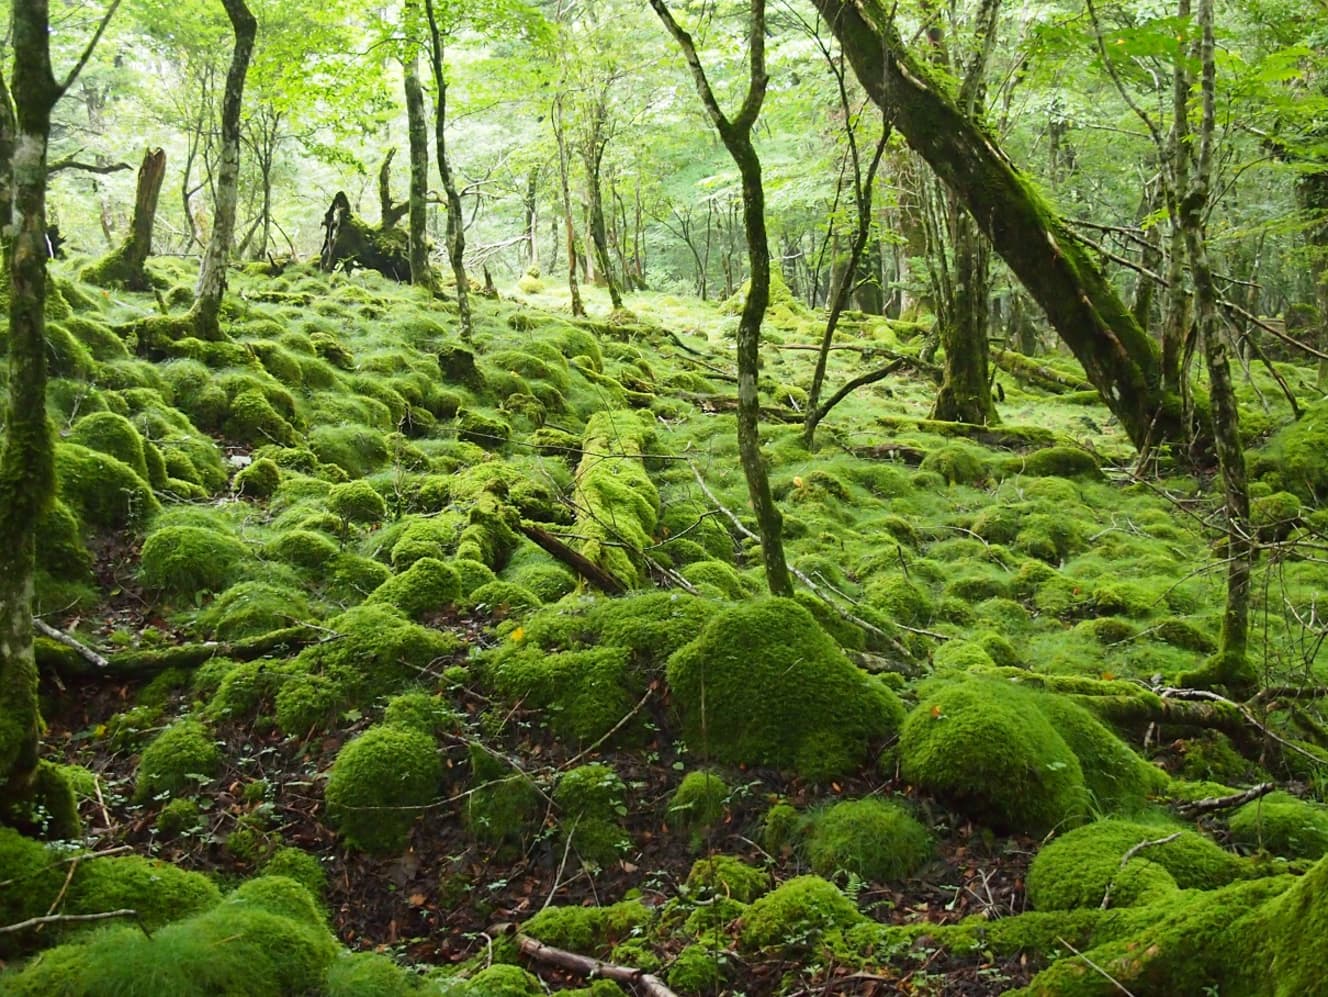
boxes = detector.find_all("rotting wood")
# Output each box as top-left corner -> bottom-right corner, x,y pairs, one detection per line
486,923 -> 679,997
517,521 -> 628,595
38,625 -> 321,678
990,347 -> 1093,394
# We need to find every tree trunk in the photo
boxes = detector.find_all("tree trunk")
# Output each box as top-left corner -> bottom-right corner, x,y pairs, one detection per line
524,171 -> 539,271
423,0 -> 472,342
581,111 -> 624,310
2,0 -> 116,823
552,95 -> 585,317
191,0 -> 255,340
814,0 -> 1186,454
651,0 -> 792,599
83,146 -> 165,291
403,48 -> 434,288
932,211 -> 999,424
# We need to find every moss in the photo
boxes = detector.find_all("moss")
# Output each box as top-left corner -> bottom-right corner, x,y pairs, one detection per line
259,847 -> 327,904
521,899 -> 652,958
383,691 -> 460,738
573,410 -> 660,585
919,443 -> 990,485
229,875 -> 323,926
668,771 -> 729,838
156,797 -> 202,837
680,559 -> 748,600
456,409 -> 511,450
1026,819 -> 1247,910
455,964 -> 542,995
324,552 -> 393,603
2,885 -> 337,996
466,579 -> 542,617
138,525 -> 254,598
135,720 -> 222,802
1016,446 -> 1103,479
310,424 -> 390,477
553,763 -> 630,867
3,760 -> 81,839
456,492 -> 520,569
508,562 -> 577,603
686,855 -> 771,904
1229,792 -> 1328,859
865,574 -> 933,628
222,388 -> 298,447
390,515 -> 463,568
1249,398 -> 1328,502
265,529 -> 339,570
666,598 -> 904,780
69,853 -> 221,929
465,744 -> 541,850
323,951 -> 421,996
739,875 -> 865,951
667,944 -> 725,991
900,678 -> 1086,834
325,724 -> 442,855
365,557 -> 460,620
1152,616 -> 1217,653
487,644 -> 636,745
35,499 -> 91,581
327,479 -> 388,527
234,457 -> 281,499
68,411 -> 150,481
197,581 -> 309,640
805,797 -> 932,883
55,442 -> 160,529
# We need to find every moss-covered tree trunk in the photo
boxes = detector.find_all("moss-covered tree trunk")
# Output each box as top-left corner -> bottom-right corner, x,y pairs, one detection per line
932,211 -> 999,425
651,0 -> 792,598
402,46 -> 434,290
580,105 -> 624,311
552,94 -> 585,317
1178,0 -> 1254,696
83,146 -> 165,291
191,0 -> 255,340
422,0 -> 472,342
815,0 -> 1185,454
1,0 -> 115,821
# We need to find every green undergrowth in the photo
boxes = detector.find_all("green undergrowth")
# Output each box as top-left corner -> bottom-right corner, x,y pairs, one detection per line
11,261 -> 1328,993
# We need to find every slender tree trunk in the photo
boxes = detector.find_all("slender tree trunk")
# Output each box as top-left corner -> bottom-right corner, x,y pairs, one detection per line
403,47 -> 434,289
192,0 -> 255,340
582,130 -> 624,309
524,171 -> 539,271
651,0 -> 792,598
1179,0 -> 1253,696
815,0 -> 1187,454
422,0 -> 472,341
84,146 -> 165,290
932,210 -> 999,424
552,94 -> 585,317
2,0 -> 118,820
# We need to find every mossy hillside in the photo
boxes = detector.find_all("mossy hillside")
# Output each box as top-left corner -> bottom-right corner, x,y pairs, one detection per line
666,598 -> 903,780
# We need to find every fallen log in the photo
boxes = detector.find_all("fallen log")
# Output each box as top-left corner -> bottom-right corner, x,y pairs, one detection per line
487,923 -> 678,997
37,625 -> 321,678
517,521 -> 628,595
991,347 -> 1094,394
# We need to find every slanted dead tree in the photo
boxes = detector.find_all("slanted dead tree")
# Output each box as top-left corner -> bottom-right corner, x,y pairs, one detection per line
82,147 -> 166,291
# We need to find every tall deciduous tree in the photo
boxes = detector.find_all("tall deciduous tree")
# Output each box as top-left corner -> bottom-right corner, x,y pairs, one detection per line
1,0 -> 119,823
814,0 -> 1190,454
651,0 -> 792,598
191,0 -> 255,339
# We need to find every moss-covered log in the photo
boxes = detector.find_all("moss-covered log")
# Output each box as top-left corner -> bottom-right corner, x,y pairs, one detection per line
36,626 -> 319,679
814,0 -> 1188,454
572,411 -> 660,589
990,347 -> 1094,394
319,191 -> 410,281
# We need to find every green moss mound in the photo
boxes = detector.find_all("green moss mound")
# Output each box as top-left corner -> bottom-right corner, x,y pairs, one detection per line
1026,819 -> 1247,910
666,598 -> 904,780
805,797 -> 932,883
68,411 -> 150,481
553,763 -> 631,867
135,720 -> 222,802
899,678 -> 1087,834
197,581 -> 309,639
138,525 -> 254,598
465,745 -> 541,851
521,898 -> 653,957
686,854 -> 771,903
324,724 -> 441,854
382,691 -> 460,737
486,644 -> 637,746
365,557 -> 461,620
323,951 -> 421,996
668,770 -> 729,836
327,479 -> 388,526
260,847 -> 328,902
56,442 -> 160,529
1229,792 -> 1328,859
739,875 -> 865,951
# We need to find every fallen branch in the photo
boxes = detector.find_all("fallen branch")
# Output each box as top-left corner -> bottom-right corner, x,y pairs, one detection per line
1101,832 -> 1182,909
990,347 -> 1093,394
676,392 -> 802,423
34,618 -> 108,669
37,625 -> 322,678
518,521 -> 628,595
1173,782 -> 1275,819
849,441 -> 928,465
0,909 -> 145,936
503,926 -> 679,997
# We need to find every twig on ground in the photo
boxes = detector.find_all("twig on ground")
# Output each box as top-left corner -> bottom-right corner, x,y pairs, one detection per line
1101,832 -> 1182,909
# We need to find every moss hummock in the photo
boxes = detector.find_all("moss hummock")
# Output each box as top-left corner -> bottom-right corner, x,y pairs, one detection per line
666,598 -> 903,780
134,721 -> 222,802
365,557 -> 461,620
1229,792 -> 1328,860
138,525 -> 254,598
739,875 -> 865,951
805,797 -> 932,883
324,724 -> 442,855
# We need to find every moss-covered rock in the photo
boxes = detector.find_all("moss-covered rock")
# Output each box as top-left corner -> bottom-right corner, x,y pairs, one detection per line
668,771 -> 729,844
261,847 -> 328,902
1229,792 -> 1328,860
138,524 -> 254,598
327,479 -> 388,526
365,557 -> 460,620
521,898 -> 653,957
324,724 -> 442,855
323,951 -> 421,996
265,530 -> 336,574
56,442 -> 160,529
135,720 -> 222,802
486,644 -> 635,746
465,744 -> 541,851
553,763 -> 630,867
69,854 -> 222,928
197,581 -> 309,639
739,875 -> 865,951
1026,819 -> 1247,910
919,443 -> 990,485
899,678 -> 1087,834
68,411 -> 150,481
666,598 -> 903,780
804,797 -> 932,883
233,457 -> 282,499
573,410 -> 659,586
686,854 -> 771,904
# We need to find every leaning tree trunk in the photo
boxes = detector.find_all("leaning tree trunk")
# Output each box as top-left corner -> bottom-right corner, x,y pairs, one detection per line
552,95 -> 585,317
403,48 -> 434,289
423,0 -> 472,342
83,146 -> 165,291
651,0 -> 793,598
2,0 -> 116,823
191,0 -> 255,340
815,0 -> 1187,454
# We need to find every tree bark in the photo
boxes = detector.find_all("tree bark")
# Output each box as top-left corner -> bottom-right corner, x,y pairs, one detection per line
552,94 -> 585,317
2,0 -> 118,819
422,0 -> 472,341
191,0 -> 255,340
651,0 -> 792,598
83,147 -> 165,291
402,45 -> 434,288
814,0 -> 1186,454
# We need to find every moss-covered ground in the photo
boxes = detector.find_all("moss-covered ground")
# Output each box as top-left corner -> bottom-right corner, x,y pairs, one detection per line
4,259 -> 1328,993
